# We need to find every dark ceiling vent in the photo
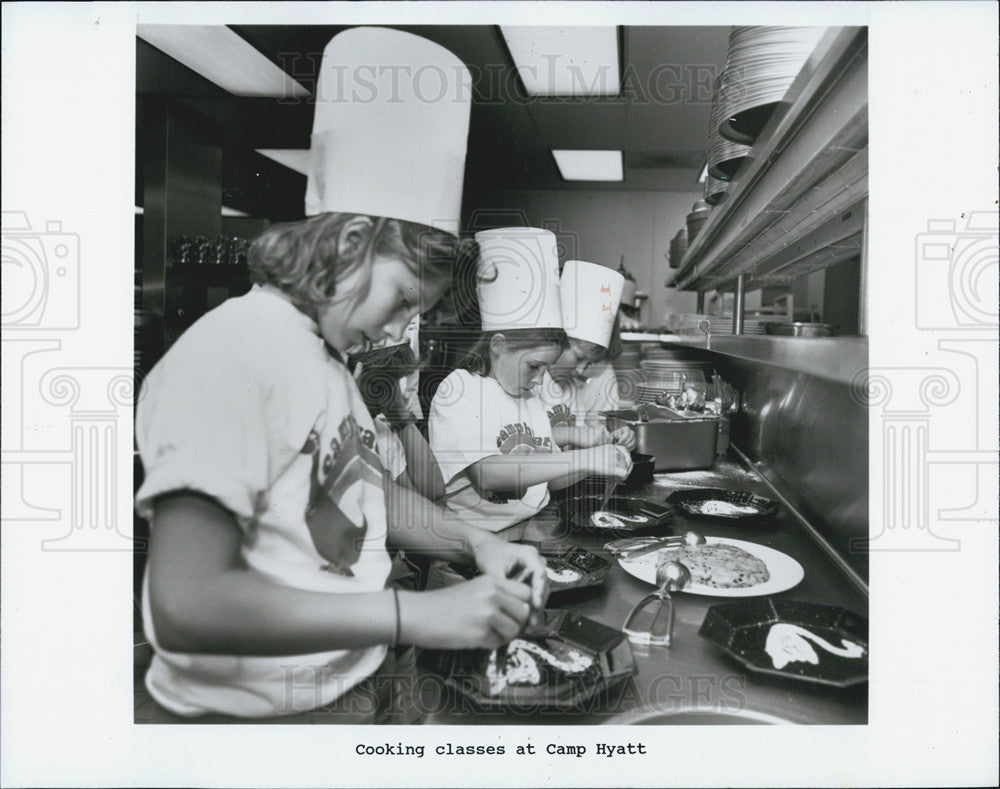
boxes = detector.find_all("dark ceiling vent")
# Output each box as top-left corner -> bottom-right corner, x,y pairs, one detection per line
629,151 -> 703,169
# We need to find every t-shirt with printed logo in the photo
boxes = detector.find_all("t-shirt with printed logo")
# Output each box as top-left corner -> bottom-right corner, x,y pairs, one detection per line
429,368 -> 560,532
135,286 -> 391,718
536,361 -> 622,430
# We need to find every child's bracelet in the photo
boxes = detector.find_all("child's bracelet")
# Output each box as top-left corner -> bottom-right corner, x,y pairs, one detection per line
391,588 -> 402,647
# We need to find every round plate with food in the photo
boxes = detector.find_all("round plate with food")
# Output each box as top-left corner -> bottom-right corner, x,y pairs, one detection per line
618,537 -> 804,597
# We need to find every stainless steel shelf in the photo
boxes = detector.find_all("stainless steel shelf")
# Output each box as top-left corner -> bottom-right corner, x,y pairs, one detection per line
663,334 -> 867,386
672,27 -> 868,293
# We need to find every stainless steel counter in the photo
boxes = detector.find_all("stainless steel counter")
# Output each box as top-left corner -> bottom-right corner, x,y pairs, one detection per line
421,457 -> 868,725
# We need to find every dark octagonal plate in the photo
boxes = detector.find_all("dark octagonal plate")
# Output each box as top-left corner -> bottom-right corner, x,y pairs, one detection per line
666,488 -> 780,521
699,598 -> 868,688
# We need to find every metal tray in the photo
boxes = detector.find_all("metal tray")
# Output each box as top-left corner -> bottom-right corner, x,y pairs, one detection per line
699,599 -> 868,687
422,611 -> 636,710
666,488 -> 780,521
603,409 -> 718,472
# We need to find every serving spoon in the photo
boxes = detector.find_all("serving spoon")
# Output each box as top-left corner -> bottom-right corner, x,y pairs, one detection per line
622,560 -> 692,646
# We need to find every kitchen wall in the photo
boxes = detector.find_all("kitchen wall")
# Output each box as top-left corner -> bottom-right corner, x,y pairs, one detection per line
712,347 -> 869,583
463,188 -> 703,328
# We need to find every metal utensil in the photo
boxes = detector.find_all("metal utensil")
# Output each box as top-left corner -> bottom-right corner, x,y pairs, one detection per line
622,560 -> 692,646
618,531 -> 706,560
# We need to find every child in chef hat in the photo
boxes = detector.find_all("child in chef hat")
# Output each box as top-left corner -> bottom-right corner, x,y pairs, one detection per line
134,27 -> 547,724
537,259 -> 637,451
428,228 -> 633,536
352,333 -> 445,502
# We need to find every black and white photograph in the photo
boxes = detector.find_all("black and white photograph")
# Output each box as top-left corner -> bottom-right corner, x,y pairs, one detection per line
1,2 -> 997,787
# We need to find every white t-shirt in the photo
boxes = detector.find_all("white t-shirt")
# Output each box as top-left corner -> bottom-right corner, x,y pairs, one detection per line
429,369 -> 560,532
135,286 -> 392,718
536,360 -> 621,431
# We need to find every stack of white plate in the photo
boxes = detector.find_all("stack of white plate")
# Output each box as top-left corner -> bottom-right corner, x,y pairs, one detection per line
704,174 -> 729,206
674,318 -> 767,336
706,74 -> 751,181
717,26 -> 827,145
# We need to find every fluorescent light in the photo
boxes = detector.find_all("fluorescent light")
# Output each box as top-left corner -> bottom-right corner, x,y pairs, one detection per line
552,150 -> 623,181
137,25 -> 310,98
255,149 -> 311,176
221,206 -> 249,217
500,26 -> 620,96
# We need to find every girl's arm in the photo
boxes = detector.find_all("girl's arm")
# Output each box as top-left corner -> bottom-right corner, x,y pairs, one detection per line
551,424 -> 613,450
384,479 -> 549,610
147,493 -> 534,655
395,423 -> 446,501
465,444 -> 629,493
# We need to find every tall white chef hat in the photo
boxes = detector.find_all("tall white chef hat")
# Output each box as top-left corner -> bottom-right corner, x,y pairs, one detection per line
305,27 -> 472,235
475,227 -> 563,332
560,260 -> 625,349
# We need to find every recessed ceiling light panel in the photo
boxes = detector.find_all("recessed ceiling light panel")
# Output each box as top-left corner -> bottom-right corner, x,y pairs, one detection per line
552,150 -> 623,181
500,26 -> 620,96
137,25 -> 310,98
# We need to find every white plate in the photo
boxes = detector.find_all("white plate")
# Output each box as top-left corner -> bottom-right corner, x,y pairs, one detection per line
618,536 -> 804,597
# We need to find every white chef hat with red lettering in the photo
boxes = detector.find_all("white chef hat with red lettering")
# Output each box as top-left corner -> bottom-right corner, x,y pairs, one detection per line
305,27 -> 472,235
475,227 -> 563,332
560,260 -> 625,348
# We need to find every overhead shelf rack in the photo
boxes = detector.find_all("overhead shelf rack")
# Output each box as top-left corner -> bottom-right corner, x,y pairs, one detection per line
672,27 -> 868,296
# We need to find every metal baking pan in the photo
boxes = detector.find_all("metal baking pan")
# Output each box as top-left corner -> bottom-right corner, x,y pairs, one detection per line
603,408 -> 718,472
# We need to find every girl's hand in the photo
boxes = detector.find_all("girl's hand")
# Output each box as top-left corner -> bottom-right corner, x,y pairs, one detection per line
611,425 -> 637,451
397,576 -> 535,650
473,538 -> 549,614
571,426 -> 613,448
585,444 -> 633,480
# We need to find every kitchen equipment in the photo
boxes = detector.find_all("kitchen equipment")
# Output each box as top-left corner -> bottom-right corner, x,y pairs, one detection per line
622,559 -> 691,647
604,530 -> 705,559
668,228 -> 688,269
603,408 -> 719,472
763,322 -> 837,337
612,530 -> 707,561
666,488 -> 780,521
686,200 -> 713,244
699,599 -> 868,687
618,536 -> 805,597
563,495 -> 674,535
421,610 -> 636,710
